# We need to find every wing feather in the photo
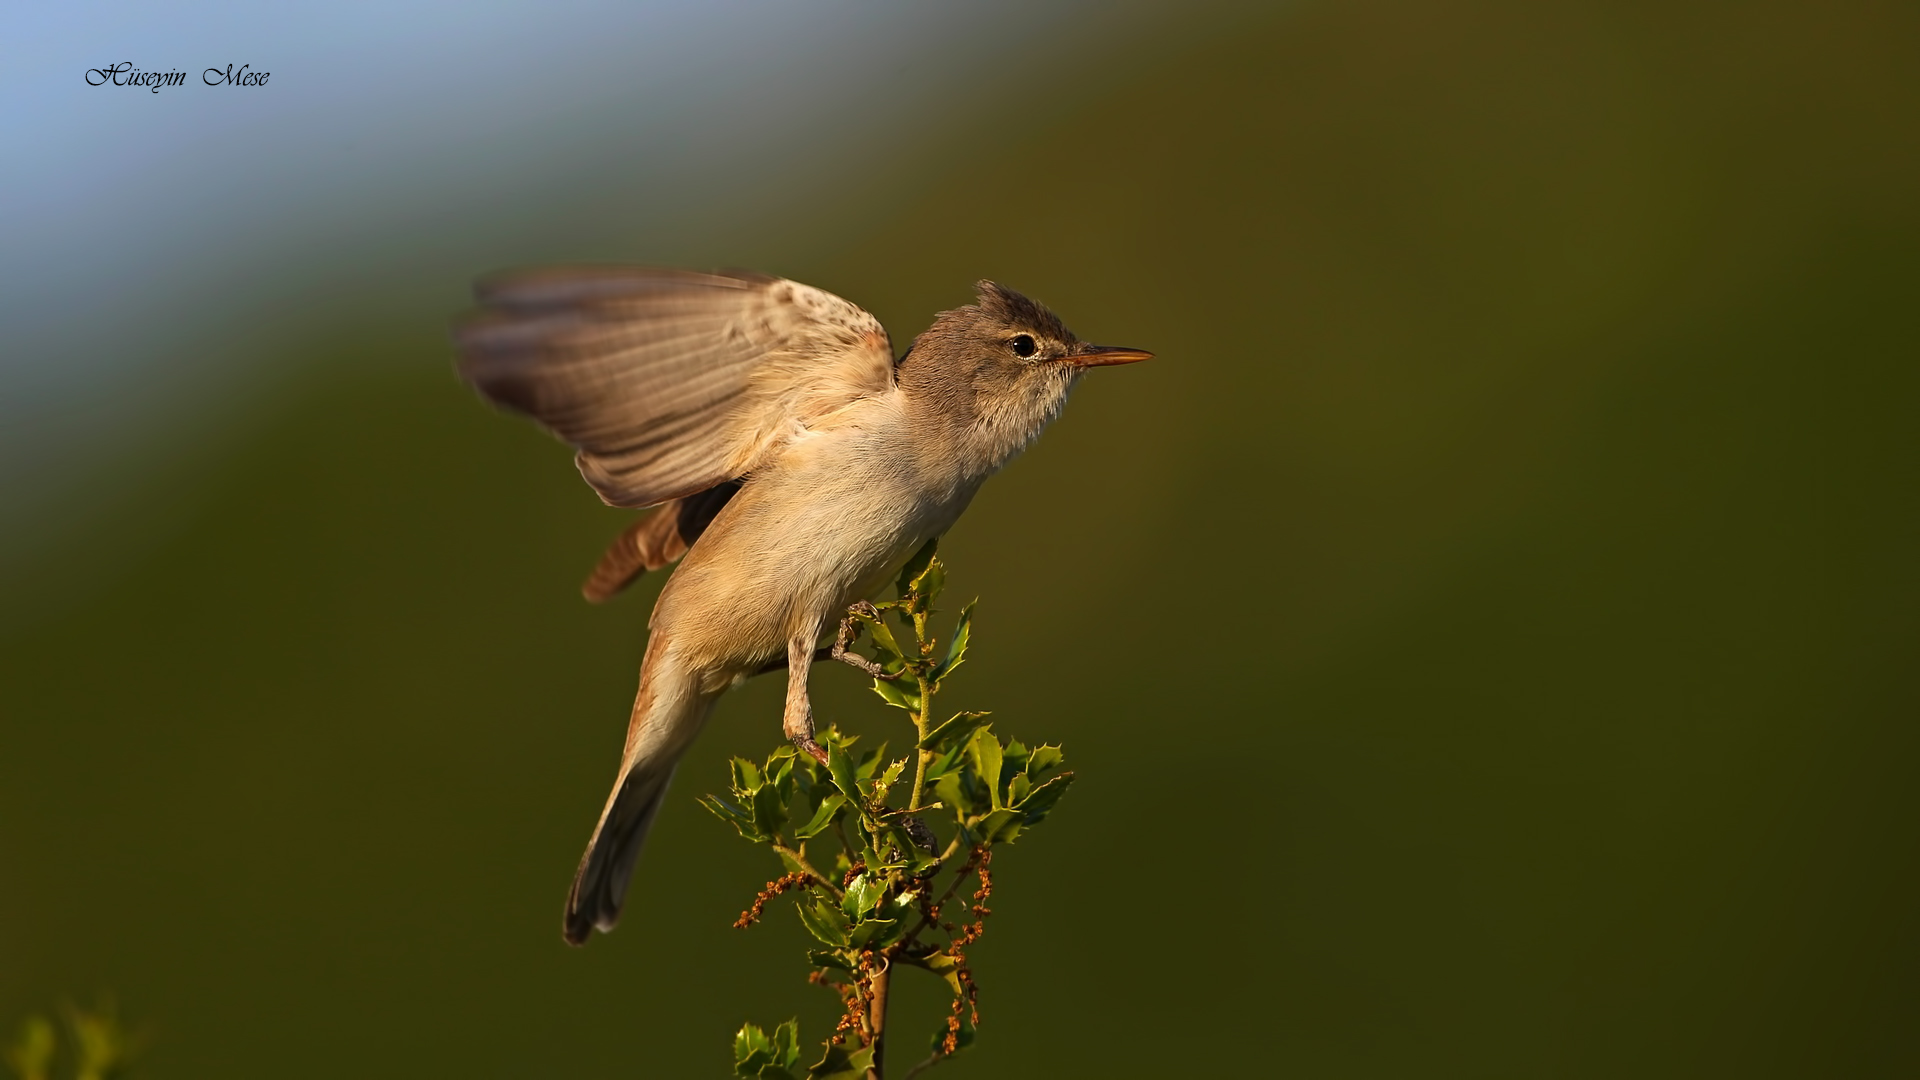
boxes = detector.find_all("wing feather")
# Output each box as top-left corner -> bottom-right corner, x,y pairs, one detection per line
454,267 -> 893,507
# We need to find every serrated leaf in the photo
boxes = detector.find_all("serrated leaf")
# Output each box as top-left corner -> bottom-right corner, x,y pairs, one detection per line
933,600 -> 975,683
933,771 -> 970,820
846,917 -> 899,949
1014,771 -> 1075,824
731,757 -> 762,795
973,807 -> 1024,845
699,794 -> 766,841
807,1040 -> 875,1080
870,678 -> 921,711
1024,744 -> 1063,778
1008,772 -> 1032,806
752,781 -> 790,838
967,727 -> 1005,811
919,710 -> 991,752
873,758 -> 906,799
925,742 -> 967,780
1000,741 -> 1029,799
793,794 -> 847,840
842,874 -> 884,920
896,538 -> 938,597
826,744 -> 862,804
807,950 -> 853,972
916,557 -> 947,607
735,1022 -> 774,1075
854,611 -> 906,663
796,896 -> 851,947
771,1019 -> 801,1070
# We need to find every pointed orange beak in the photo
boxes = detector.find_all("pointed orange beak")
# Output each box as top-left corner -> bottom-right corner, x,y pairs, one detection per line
1067,344 -> 1154,368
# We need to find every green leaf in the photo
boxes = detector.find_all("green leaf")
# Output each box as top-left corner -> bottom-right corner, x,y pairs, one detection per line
796,896 -> 852,947
1008,772 -> 1032,806
896,538 -> 938,597
933,600 -> 975,683
872,758 -> 906,799
973,807 -> 1025,845
915,557 -> 947,608
751,781 -> 790,838
933,770 -> 970,820
735,1022 -> 773,1075
870,678 -> 921,711
842,873 -> 884,920
854,610 -> 906,663
731,757 -> 762,795
826,744 -> 863,804
699,794 -> 766,841
792,794 -> 847,840
807,950 -> 853,973
919,710 -> 991,752
1024,744 -> 1064,779
807,1040 -> 875,1080
770,1019 -> 801,1071
967,727 -> 1005,811
846,917 -> 900,949
1014,771 -> 1075,824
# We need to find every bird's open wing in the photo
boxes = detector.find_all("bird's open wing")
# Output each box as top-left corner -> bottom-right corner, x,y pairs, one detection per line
454,267 -> 894,508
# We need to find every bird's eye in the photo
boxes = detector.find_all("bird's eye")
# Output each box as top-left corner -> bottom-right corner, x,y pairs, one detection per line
1009,334 -> 1038,358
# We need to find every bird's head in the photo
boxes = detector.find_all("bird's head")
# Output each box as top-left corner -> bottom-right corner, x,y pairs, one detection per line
900,280 -> 1151,467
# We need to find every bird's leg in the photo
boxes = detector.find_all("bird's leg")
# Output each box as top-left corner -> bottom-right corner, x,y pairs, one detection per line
783,634 -> 829,765
751,647 -> 829,678
832,600 -> 895,679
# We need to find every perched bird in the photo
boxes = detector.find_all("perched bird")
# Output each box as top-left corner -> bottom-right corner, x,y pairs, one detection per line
454,269 -> 1150,944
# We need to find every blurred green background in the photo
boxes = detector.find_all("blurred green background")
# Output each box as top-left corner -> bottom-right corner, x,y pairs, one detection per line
5,0 -> 1917,1075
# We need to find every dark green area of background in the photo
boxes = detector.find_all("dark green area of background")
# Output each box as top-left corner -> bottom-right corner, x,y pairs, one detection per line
5,1 -> 1917,1075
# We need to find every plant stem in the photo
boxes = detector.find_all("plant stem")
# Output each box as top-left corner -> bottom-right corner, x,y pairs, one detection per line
908,672 -> 934,812
866,961 -> 892,1079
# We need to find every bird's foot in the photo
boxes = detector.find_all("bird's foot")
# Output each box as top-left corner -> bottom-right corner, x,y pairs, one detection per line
833,601 -> 898,680
790,733 -> 830,766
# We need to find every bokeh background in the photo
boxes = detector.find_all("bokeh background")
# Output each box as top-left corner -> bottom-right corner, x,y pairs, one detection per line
4,0 -> 1917,1075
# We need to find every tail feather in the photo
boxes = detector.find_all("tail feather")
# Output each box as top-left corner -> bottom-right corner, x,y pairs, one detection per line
563,651 -> 717,946
563,761 -> 677,945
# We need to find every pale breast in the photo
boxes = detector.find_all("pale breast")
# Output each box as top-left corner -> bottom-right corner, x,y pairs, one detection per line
649,395 -> 980,672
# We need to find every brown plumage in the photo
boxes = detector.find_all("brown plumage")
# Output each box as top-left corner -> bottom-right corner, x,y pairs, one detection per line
454,268 -> 1150,944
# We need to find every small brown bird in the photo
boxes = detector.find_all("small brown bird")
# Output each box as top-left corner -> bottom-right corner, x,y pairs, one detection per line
454,269 -> 1150,944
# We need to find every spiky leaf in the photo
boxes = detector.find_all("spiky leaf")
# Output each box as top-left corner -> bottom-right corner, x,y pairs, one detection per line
871,678 -> 920,712
793,794 -> 847,840
700,794 -> 766,841
896,538 -> 938,597
919,710 -> 992,752
807,1041 -> 875,1080
933,600 -> 975,683
796,897 -> 852,947
967,727 -> 1005,811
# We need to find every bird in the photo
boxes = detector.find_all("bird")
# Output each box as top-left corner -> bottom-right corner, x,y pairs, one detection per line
453,268 -> 1151,944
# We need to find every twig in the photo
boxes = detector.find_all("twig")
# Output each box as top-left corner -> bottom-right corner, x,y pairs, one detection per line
771,843 -> 843,901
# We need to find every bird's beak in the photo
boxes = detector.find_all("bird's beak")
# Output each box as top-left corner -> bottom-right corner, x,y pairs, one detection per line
1066,344 -> 1154,368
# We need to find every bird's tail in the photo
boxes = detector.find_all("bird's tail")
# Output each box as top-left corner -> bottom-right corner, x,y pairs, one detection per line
563,657 -> 714,945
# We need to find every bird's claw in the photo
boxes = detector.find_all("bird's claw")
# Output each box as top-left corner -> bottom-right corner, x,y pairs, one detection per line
791,734 -> 830,766
833,601 -> 898,680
